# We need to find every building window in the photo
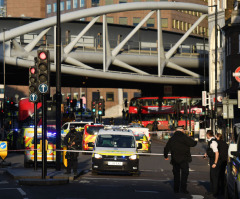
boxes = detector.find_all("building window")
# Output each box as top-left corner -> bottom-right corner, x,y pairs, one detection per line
181,21 -> 184,30
92,92 -> 100,101
80,0 -> 85,7
66,0 -> 71,10
161,18 -> 168,28
119,17 -> 128,25
73,0 -> 78,8
47,4 -> 52,14
106,92 -> 114,101
176,20 -> 180,29
60,2 -> 65,11
107,17 -> 114,23
134,92 -> 141,98
147,18 -> 154,27
123,92 -> 128,100
73,92 -> 78,100
119,0 -> 127,3
184,22 -> 188,31
133,17 -> 140,26
92,0 -> 100,7
53,3 -> 57,12
172,20 -> 176,29
105,0 -> 114,5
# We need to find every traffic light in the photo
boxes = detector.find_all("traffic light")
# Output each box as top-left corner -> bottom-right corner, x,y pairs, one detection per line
37,50 -> 50,92
67,97 -> 70,106
10,100 -> 15,111
98,99 -> 105,116
29,65 -> 38,95
91,101 -> 96,116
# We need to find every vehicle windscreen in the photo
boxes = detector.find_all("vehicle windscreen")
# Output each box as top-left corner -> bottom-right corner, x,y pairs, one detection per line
86,126 -> 104,135
134,134 -> 145,141
96,134 -> 135,148
74,123 -> 89,128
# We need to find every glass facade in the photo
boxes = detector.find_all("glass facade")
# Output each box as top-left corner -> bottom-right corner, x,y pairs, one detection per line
47,4 -> 52,14
53,3 -> 57,12
73,0 -> 78,9
66,0 -> 71,10
60,2 -> 64,11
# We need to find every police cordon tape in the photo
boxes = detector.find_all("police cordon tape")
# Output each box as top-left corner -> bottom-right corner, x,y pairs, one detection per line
0,148 -> 205,156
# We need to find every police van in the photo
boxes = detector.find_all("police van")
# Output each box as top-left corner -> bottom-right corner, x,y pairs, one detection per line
90,129 -> 142,175
225,123 -> 240,198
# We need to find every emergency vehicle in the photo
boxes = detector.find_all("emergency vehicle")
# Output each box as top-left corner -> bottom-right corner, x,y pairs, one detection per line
82,124 -> 104,151
61,121 -> 92,138
128,127 -> 151,153
21,126 -> 57,168
225,123 -> 240,198
91,129 -> 142,175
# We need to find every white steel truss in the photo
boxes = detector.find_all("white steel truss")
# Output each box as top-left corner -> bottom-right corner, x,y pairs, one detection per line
0,2 -> 208,85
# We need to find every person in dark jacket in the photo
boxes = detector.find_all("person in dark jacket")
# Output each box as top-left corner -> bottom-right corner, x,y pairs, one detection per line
64,125 -> 82,175
204,130 -> 219,198
164,125 -> 197,194
215,133 -> 228,194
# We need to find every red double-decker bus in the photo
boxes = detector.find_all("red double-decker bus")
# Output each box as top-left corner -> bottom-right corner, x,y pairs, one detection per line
128,96 -> 202,131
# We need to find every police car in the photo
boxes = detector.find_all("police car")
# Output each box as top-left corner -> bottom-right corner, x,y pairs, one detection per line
90,129 -> 142,175
225,123 -> 240,198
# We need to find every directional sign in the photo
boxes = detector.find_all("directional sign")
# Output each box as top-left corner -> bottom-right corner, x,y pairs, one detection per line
29,93 -> 38,102
38,83 -> 48,93
234,67 -> 240,82
0,141 -> 7,160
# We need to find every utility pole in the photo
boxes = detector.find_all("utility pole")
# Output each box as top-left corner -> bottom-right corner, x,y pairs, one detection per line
214,5 -> 218,134
56,0 -> 62,171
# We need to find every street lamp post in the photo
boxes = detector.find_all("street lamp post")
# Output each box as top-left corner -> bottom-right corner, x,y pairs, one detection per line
214,5 -> 218,134
2,28 -> 6,130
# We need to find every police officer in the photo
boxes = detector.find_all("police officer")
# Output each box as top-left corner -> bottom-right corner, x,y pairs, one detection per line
204,130 -> 219,198
64,125 -> 82,175
215,133 -> 228,194
164,125 -> 197,194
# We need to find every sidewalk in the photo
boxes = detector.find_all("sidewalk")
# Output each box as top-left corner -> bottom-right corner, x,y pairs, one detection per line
0,166 -> 85,185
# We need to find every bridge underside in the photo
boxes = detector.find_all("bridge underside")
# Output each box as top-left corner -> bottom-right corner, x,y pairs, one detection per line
0,2 -> 208,95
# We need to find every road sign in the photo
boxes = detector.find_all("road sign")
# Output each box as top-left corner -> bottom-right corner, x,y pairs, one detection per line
29,93 -> 38,102
202,91 -> 207,106
38,83 -> 48,93
0,141 -> 8,160
233,67 -> 240,82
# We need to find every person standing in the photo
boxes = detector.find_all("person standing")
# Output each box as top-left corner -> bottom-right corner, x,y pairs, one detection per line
64,125 -> 82,175
204,130 -> 220,198
164,125 -> 197,194
215,133 -> 228,195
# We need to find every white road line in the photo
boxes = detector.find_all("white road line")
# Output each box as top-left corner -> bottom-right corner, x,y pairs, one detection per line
135,190 -> 159,194
0,181 -> 8,184
17,188 -> 27,196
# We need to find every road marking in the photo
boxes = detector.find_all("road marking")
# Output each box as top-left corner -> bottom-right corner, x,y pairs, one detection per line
79,180 -> 90,184
0,180 -> 8,184
17,188 -> 27,196
180,196 -> 204,199
135,190 -> 159,193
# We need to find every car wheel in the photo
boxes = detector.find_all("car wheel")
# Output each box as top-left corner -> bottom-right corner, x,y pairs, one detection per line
132,171 -> 140,177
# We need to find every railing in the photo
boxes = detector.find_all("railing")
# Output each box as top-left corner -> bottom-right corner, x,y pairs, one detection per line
19,33 -> 209,56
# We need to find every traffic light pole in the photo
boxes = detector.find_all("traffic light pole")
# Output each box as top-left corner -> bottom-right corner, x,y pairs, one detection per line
34,102 -> 38,170
42,94 -> 47,179
56,0 -> 62,171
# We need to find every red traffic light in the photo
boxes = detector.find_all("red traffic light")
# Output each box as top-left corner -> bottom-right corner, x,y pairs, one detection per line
98,102 -> 102,105
70,100 -> 73,103
30,67 -> 36,74
92,101 -> 96,105
39,51 -> 47,60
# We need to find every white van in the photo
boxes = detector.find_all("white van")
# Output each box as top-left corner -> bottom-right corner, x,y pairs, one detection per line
90,129 -> 142,175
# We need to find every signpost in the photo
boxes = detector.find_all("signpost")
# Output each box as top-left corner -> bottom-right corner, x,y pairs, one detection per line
233,66 -> 240,82
0,141 -> 7,160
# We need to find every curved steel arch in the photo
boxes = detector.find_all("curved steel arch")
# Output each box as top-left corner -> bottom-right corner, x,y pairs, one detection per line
0,2 -> 208,85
